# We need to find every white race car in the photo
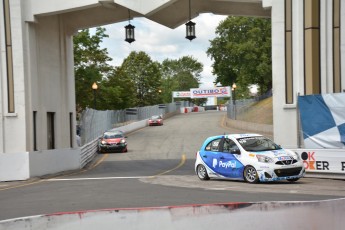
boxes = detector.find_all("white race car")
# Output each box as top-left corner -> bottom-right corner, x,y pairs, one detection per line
195,134 -> 305,183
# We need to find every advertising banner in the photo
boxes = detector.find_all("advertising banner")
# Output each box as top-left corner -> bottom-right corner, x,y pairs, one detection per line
172,91 -> 191,98
298,93 -> 345,148
292,149 -> 345,174
190,86 -> 231,98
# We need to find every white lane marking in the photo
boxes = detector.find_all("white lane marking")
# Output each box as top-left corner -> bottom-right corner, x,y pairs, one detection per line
47,176 -> 154,181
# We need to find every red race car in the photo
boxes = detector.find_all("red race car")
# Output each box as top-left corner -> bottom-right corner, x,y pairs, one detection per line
148,115 -> 163,126
98,131 -> 127,153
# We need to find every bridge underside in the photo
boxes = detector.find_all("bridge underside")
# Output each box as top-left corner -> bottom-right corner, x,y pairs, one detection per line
27,0 -> 270,31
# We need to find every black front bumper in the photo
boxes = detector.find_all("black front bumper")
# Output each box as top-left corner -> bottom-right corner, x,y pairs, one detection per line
99,143 -> 127,152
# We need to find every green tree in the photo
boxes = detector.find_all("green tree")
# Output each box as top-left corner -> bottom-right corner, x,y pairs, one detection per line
121,51 -> 162,106
160,56 -> 203,103
207,16 -> 271,96
97,67 -> 136,110
74,27 -> 112,111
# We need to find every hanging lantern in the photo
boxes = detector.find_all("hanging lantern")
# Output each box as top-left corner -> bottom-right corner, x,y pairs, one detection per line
185,0 -> 196,41
125,10 -> 135,43
185,20 -> 196,41
125,24 -> 135,43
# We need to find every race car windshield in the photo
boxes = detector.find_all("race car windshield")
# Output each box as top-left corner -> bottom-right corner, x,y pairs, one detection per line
237,136 -> 282,152
104,134 -> 123,139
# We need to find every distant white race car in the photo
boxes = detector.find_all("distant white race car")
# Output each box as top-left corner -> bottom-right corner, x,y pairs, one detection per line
195,134 -> 305,183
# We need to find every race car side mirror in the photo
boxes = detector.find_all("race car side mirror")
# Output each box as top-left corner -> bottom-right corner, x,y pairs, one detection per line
231,149 -> 241,154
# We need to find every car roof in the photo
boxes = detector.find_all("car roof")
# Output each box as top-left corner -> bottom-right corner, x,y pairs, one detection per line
201,133 -> 263,149
225,133 -> 263,139
103,131 -> 124,136
204,133 -> 263,141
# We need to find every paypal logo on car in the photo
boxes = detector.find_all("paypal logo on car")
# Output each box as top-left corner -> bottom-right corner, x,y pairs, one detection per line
219,160 -> 237,168
213,159 -> 218,168
212,158 -> 237,169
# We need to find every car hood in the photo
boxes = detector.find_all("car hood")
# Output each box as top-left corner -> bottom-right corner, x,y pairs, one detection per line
102,138 -> 123,144
250,149 -> 294,158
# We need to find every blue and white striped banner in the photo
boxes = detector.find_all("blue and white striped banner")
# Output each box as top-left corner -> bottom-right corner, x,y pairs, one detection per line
298,93 -> 345,149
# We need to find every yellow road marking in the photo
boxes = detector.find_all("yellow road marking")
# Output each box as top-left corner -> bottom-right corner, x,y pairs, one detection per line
151,154 -> 186,177
89,153 -> 108,169
0,154 -> 186,190
0,180 -> 46,191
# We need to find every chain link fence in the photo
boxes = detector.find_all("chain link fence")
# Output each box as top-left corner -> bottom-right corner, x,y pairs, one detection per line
78,101 -> 191,145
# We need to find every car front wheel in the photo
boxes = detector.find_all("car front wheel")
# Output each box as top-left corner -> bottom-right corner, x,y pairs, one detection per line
244,165 -> 259,183
197,164 -> 210,180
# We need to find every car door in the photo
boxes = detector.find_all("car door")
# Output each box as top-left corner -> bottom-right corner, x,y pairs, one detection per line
201,138 -> 223,176
216,138 -> 244,178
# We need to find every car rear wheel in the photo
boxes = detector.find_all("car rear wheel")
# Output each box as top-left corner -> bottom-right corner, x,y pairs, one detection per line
244,165 -> 259,183
197,165 -> 210,180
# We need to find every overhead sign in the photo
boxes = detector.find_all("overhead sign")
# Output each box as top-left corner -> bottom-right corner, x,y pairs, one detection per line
190,86 -> 231,98
172,91 -> 191,98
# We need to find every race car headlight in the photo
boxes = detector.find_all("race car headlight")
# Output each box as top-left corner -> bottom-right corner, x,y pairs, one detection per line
120,139 -> 126,144
294,152 -> 301,160
256,155 -> 273,163
101,140 -> 107,145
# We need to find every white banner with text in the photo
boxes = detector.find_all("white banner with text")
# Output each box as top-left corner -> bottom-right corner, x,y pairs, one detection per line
172,91 -> 191,98
190,86 -> 231,98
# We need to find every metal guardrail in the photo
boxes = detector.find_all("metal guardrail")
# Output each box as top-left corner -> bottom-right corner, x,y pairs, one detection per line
80,140 -> 99,168
78,101 -> 190,145
78,101 -> 191,167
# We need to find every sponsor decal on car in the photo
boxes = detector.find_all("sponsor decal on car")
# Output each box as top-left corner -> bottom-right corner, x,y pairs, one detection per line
278,156 -> 292,161
219,160 -> 237,169
212,159 -> 237,169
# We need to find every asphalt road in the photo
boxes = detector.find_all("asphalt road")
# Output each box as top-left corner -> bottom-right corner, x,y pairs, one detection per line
0,111 -> 344,221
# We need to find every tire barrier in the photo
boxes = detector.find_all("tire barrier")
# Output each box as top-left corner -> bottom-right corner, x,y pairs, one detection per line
1,199 -> 344,230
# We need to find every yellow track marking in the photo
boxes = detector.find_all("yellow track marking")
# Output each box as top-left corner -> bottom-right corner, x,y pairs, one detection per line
151,154 -> 186,177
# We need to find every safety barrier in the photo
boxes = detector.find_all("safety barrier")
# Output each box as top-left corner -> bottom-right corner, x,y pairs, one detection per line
1,199 -> 344,230
180,107 -> 193,113
79,119 -> 149,168
80,140 -> 98,168
79,101 -> 191,145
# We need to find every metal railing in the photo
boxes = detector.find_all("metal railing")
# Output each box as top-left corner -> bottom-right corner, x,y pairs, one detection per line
78,101 -> 190,146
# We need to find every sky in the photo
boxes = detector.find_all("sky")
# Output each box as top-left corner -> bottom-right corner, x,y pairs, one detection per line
100,13 -> 227,88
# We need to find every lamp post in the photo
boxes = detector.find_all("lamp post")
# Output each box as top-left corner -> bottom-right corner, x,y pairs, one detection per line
232,83 -> 237,120
92,82 -> 98,110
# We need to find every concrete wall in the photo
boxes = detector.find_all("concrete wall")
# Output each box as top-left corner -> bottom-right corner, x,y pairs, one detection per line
1,199 -> 344,230
0,0 -> 28,154
29,15 -> 76,150
0,114 -> 153,181
265,0 -> 345,148
29,149 -> 81,178
0,153 -> 29,181
0,149 -> 81,181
